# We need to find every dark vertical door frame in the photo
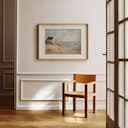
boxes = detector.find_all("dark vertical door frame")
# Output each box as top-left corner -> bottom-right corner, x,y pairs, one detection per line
106,0 -> 119,127
114,0 -> 118,127
118,0 -> 128,127
106,0 -> 115,126
0,0 -> 17,109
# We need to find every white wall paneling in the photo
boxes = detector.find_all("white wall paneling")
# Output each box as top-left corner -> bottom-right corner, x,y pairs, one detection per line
16,0 -> 106,110
20,79 -> 66,101
16,74 -> 106,110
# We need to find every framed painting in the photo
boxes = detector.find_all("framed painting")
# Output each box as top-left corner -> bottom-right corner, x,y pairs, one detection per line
37,24 -> 88,60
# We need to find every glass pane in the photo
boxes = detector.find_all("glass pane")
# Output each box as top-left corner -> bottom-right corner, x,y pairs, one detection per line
119,62 -> 124,96
118,97 -> 124,128
107,35 -> 109,61
107,65 -> 109,88
125,101 -> 128,128
107,5 -> 110,32
125,21 -> 128,58
125,62 -> 128,99
109,92 -> 114,120
107,34 -> 114,61
119,0 -> 124,21
107,64 -> 114,90
109,0 -> 114,31
119,23 -> 124,58
107,91 -> 110,115
125,0 -> 128,18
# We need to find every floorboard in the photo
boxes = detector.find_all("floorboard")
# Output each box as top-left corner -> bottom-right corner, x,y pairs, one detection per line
0,110 -> 106,128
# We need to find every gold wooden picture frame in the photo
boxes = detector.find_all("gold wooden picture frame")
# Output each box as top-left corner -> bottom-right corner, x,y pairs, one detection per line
37,24 -> 88,60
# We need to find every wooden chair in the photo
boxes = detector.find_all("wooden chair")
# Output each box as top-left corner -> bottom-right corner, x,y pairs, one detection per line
62,74 -> 96,118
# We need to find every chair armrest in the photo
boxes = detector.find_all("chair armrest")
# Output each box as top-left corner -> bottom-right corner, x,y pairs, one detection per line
63,80 -> 76,92
63,80 -> 76,85
63,80 -> 96,85
86,81 -> 96,85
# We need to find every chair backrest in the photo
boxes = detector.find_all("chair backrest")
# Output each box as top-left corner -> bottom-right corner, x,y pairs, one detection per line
73,74 -> 96,83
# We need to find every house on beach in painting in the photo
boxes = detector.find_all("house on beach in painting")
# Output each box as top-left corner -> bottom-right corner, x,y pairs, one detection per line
46,37 -> 56,44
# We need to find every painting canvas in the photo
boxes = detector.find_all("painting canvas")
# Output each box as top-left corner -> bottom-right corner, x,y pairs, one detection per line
38,24 -> 88,60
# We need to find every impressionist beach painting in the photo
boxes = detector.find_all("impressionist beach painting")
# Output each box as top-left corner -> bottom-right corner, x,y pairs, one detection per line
45,29 -> 81,54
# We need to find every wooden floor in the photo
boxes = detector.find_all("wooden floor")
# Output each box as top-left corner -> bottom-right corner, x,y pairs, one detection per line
0,110 -> 106,128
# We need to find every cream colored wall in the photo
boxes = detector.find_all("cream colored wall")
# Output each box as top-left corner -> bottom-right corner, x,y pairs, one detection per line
16,0 -> 106,110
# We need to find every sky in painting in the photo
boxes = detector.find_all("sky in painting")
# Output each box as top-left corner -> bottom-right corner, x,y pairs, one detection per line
45,29 -> 81,42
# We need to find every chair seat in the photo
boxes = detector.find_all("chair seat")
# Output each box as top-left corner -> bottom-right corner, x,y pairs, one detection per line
64,91 -> 96,98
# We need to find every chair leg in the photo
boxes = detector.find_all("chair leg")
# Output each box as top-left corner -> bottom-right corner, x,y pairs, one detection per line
62,95 -> 66,115
62,83 -> 66,115
85,85 -> 88,118
93,83 -> 96,113
73,82 -> 76,112
73,97 -> 76,112
93,96 -> 96,113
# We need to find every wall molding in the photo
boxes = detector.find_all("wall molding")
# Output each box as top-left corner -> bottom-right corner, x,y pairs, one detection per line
0,66 -> 14,69
16,73 -> 106,110
19,78 -> 69,102
2,0 -> 15,63
17,73 -> 106,82
17,73 -> 73,76
0,92 -> 13,96
2,0 -> 6,62
2,71 -> 14,90
17,72 -> 106,76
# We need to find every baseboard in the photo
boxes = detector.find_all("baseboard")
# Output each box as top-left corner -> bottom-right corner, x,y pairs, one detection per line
16,100 -> 106,110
